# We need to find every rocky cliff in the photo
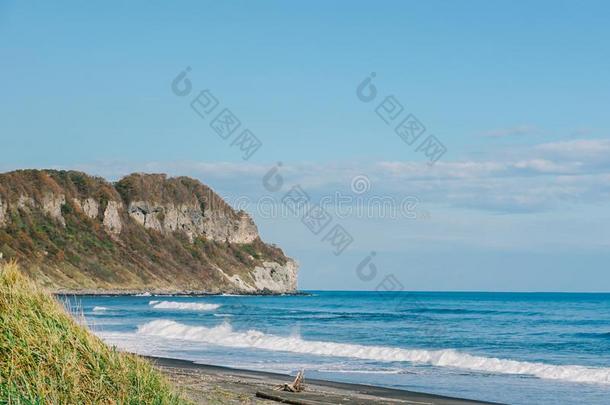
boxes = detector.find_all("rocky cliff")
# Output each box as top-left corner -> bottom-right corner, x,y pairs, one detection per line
0,170 -> 298,293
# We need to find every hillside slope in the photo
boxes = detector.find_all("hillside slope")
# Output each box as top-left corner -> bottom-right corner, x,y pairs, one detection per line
0,170 -> 297,293
0,262 -> 188,403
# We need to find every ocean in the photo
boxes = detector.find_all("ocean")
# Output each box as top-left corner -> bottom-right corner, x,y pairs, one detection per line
71,291 -> 610,404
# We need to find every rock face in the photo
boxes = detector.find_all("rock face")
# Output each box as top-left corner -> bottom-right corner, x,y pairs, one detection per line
125,200 -> 257,243
41,193 -> 66,227
0,170 -> 298,293
252,260 -> 299,293
115,173 -> 261,245
214,259 -> 298,294
102,201 -> 123,236
73,197 -> 99,219
0,197 -> 6,227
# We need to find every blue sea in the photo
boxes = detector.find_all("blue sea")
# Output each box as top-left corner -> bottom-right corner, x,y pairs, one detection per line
71,292 -> 610,404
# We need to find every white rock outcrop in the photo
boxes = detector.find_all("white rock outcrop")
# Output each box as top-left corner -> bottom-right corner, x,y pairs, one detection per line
0,198 -> 6,227
11,194 -> 66,226
81,198 -> 99,219
17,195 -> 35,210
103,201 -> 123,235
41,193 -> 66,226
215,259 -> 298,293
162,203 -> 204,239
70,198 -> 100,220
226,212 -> 259,244
228,274 -> 257,292
126,200 -> 258,243
252,260 -> 299,293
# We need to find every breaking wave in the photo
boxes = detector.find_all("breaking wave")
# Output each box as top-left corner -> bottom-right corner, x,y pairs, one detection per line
92,306 -> 108,312
137,320 -> 610,385
148,301 -> 220,311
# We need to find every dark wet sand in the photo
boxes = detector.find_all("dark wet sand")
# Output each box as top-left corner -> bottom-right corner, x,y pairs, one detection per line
148,356 -> 502,405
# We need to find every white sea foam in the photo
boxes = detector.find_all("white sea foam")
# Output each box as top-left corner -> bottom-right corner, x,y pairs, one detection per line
136,320 -> 610,385
92,306 -> 108,312
148,301 -> 220,311
136,292 -> 152,296
316,365 -> 405,375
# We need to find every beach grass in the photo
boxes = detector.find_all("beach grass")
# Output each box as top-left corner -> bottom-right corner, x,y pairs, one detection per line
0,261 -> 190,404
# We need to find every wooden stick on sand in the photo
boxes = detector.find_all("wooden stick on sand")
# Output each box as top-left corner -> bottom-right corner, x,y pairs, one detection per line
274,370 -> 305,393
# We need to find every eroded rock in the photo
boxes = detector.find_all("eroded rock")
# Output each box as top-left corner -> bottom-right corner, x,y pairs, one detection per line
41,193 -> 66,226
103,201 -> 123,235
126,200 -> 258,243
0,198 -> 6,227
81,197 -> 99,219
252,260 -> 299,293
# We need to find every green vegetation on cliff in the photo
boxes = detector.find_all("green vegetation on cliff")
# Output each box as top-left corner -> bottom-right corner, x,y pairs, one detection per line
0,170 -> 293,292
0,262 -> 189,404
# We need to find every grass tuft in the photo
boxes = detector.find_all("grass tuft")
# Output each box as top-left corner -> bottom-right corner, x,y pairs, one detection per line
0,261 -> 190,404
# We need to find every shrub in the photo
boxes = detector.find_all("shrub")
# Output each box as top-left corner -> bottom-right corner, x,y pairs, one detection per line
0,262 -> 189,404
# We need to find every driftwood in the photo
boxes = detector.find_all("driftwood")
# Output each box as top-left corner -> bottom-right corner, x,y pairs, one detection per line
274,370 -> 305,392
255,391 -> 318,405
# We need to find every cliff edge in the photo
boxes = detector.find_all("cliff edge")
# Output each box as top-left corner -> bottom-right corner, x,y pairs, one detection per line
0,170 -> 298,294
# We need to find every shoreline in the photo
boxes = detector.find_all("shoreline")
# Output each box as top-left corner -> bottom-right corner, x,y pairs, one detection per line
52,289 -> 310,297
147,355 -> 502,405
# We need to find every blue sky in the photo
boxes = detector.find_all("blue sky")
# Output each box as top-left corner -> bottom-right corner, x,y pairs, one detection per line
1,1 -> 610,291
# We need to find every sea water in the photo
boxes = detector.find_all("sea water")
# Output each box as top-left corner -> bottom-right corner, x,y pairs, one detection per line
70,291 -> 610,404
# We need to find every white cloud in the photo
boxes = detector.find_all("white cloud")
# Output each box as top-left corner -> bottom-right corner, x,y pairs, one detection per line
47,138 -> 610,215
511,159 -> 582,174
535,139 -> 610,158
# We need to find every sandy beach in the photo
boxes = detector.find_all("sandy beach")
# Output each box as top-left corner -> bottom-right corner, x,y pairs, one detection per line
150,356 -> 501,405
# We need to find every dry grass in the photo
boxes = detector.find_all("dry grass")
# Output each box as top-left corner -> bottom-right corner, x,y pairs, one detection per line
0,262 -> 190,404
